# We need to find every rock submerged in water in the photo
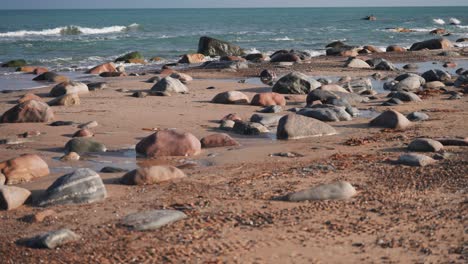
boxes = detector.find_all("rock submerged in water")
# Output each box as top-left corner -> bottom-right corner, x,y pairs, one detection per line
38,168 -> 107,207
0,186 -> 31,210
151,76 -> 188,94
64,138 -> 107,154
370,110 -> 411,130
396,153 -> 436,167
408,138 -> 443,152
121,210 -> 187,231
2,59 -> 27,68
197,36 -> 245,57
19,229 -> 80,249
272,72 -> 321,94
275,181 -> 357,202
1,100 -> 54,123
0,154 -> 50,185
200,133 -> 239,148
277,114 -> 337,140
298,105 -> 352,122
121,166 -> 186,185
136,129 -> 201,157
114,51 -> 143,63
49,81 -> 89,97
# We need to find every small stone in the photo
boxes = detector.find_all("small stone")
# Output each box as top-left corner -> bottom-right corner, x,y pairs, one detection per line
449,94 -> 462,100
50,121 -> 74,126
31,209 -> 56,223
121,210 -> 187,231
87,82 -> 108,91
78,120 -> 98,129
60,152 -> 80,161
20,229 -> 80,249
276,181 -> 356,201
212,91 -> 250,104
407,112 -> 429,121
433,152 -> 453,160
0,186 -> 31,210
258,105 -> 282,113
132,91 -> 147,98
370,110 -> 411,130
219,120 -> 235,131
0,172 -> 5,185
100,167 -> 129,173
72,129 -> 94,138
396,153 -> 436,167
121,166 -> 186,185
408,138 -> 443,152
382,98 -> 403,106
64,138 -> 107,154
200,133 -> 239,148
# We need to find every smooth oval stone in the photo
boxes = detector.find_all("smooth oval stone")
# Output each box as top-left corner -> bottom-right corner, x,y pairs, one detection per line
64,138 -> 107,154
19,229 -> 80,249
408,138 -> 443,152
396,153 -> 436,167
121,166 -> 186,185
277,114 -> 337,140
121,210 -> 187,231
407,112 -> 429,121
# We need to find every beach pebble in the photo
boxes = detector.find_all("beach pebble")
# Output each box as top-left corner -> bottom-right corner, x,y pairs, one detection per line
202,60 -> 248,70
251,92 -> 286,106
341,78 -> 373,94
277,181 -> 357,201
408,138 -> 443,152
151,76 -> 188,94
211,91 -> 250,104
136,129 -> 201,157
277,114 -> 337,140
233,121 -> 269,135
29,209 -> 57,223
86,82 -> 108,91
345,58 -> 371,68
132,91 -> 147,98
272,71 -> 321,94
1,100 -> 54,123
121,166 -> 186,185
443,62 -> 457,68
306,89 -> 338,104
245,53 -> 267,62
370,110 -> 411,130
386,45 -> 406,52
403,63 -> 418,70
50,121 -> 74,126
396,153 -> 436,167
0,186 -> 31,210
0,154 -> 49,185
49,81 -> 89,97
20,229 -> 80,249
320,84 -> 349,93
121,210 -> 187,231
219,120 -> 235,131
449,94 -> 462,100
78,120 -> 98,129
48,93 -> 80,106
39,168 -> 107,207
64,138 -> 107,154
60,152 -> 80,161
433,152 -> 453,160
116,88 -> 130,93
258,105 -> 282,113
200,133 -> 239,148
407,112 -> 429,121
250,114 -> 283,127
99,71 -> 126,77
72,129 -> 93,138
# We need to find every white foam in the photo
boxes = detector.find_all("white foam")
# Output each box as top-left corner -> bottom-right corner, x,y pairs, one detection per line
244,47 -> 261,54
304,50 -> 326,57
270,36 -> 294,41
433,18 -> 445,25
449,18 -> 461,25
0,24 -> 139,37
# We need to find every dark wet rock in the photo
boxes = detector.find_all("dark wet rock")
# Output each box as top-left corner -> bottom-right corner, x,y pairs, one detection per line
99,72 -> 126,78
433,137 -> 468,146
1,100 -> 54,123
150,76 -> 188,94
325,41 -> 346,49
272,72 -> 321,94
245,53 -> 267,62
121,210 -> 187,231
390,91 -> 422,102
375,60 -> 397,71
407,112 -> 429,121
50,121 -> 74,126
325,98 -> 357,116
259,69 -> 277,86
87,82 -> 108,91
277,114 -> 337,140
421,69 -> 451,82
275,181 -> 356,201
232,121 -> 269,135
298,105 -> 352,122
370,110 -> 411,130
33,72 -> 69,83
382,98 -> 404,106
270,52 -> 301,63
64,138 -> 107,154
258,105 -> 282,113
454,74 -> 468,88
250,114 -> 282,127
408,138 -> 443,152
326,45 -> 359,56
2,59 -> 26,68
212,91 -> 250,104
317,78 -> 333,85
121,166 -> 186,185
100,167 -> 129,173
38,168 -> 107,206
200,133 -> 239,148
132,91 -> 147,98
197,36 -> 245,57
409,38 -> 453,51
0,186 -> 31,210
19,229 -> 80,249
136,129 -> 201,157
403,63 -> 419,70
115,51 -> 143,63
78,121 -> 98,129
396,153 -> 436,167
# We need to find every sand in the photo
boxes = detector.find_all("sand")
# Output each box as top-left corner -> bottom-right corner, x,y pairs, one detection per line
0,49 -> 467,263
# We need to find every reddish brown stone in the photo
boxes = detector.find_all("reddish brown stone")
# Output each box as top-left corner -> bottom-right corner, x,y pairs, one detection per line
86,62 -> 117,75
178,53 -> 206,64
72,129 -> 94,138
251,92 -> 286,106
200,133 -> 239,148
386,45 -> 406,52
17,93 -> 43,104
0,154 -> 50,185
1,100 -> 54,123
136,129 -> 201,157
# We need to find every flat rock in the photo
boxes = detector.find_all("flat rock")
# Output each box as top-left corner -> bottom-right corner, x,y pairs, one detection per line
121,210 -> 187,231
0,186 -> 31,210
121,166 -> 186,185
370,110 -> 411,130
250,114 -> 283,127
200,133 -> 239,148
298,105 -> 351,122
19,229 -> 80,249
396,153 -> 436,167
276,181 -> 356,201
64,138 -> 107,154
38,168 -> 107,207
277,114 -> 337,140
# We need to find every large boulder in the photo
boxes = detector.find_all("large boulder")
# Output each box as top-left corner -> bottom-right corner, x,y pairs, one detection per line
49,81 -> 89,97
86,62 -> 117,75
211,91 -> 250,104
38,168 -> 107,207
121,166 -> 186,185
251,92 -> 286,106
0,186 -> 31,210
33,72 -> 69,83
151,76 -> 188,94
115,51 -> 143,62
277,114 -> 337,140
2,59 -> 26,68
197,36 -> 245,57
200,133 -> 239,148
1,100 -> 54,123
64,138 -> 107,154
409,38 -> 453,51
276,181 -> 356,201
369,110 -> 411,130
0,154 -> 49,185
178,53 -> 206,64
272,72 -> 321,94
136,129 -> 201,157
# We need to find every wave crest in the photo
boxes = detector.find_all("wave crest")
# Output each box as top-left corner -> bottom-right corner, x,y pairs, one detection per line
0,24 -> 140,37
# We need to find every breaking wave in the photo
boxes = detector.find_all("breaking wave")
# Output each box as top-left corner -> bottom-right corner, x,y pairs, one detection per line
0,24 -> 140,37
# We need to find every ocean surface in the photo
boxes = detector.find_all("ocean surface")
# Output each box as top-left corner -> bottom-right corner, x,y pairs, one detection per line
0,7 -> 467,90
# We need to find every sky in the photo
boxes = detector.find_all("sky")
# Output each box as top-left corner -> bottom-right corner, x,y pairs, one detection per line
1,0 -> 467,9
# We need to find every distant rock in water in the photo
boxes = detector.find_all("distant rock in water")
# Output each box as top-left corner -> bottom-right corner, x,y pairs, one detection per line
114,51 -> 143,63
363,15 -> 377,21
2,59 -> 26,68
197,36 -> 245,57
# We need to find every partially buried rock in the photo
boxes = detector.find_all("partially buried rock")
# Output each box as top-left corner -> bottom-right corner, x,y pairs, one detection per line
408,138 -> 443,152
100,167 -> 128,173
259,105 -> 282,113
390,91 -> 422,102
87,82 -> 108,91
407,112 -> 429,121
50,121 -> 73,126
382,98 -> 403,106
151,76 -> 188,94
272,72 -> 321,94
132,91 -> 147,98
121,210 -> 187,231
48,93 -> 80,106
78,120 -> 98,129
211,91 -> 250,104
251,92 -> 286,106
1,100 -> 54,123
33,72 -> 69,83
99,72 -> 126,77
396,153 -> 436,167
20,229 -> 80,249
277,114 -> 337,140
38,168 -> 107,207
49,81 -> 89,97
0,154 -> 49,185
276,181 -> 356,201
0,186 -> 31,210
369,110 -> 411,130
250,114 -> 282,127
60,152 -> 80,161
121,166 -> 186,185
200,133 -> 239,148
136,129 -> 201,157
233,121 -> 269,135
72,129 -> 93,138
64,138 -> 107,154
